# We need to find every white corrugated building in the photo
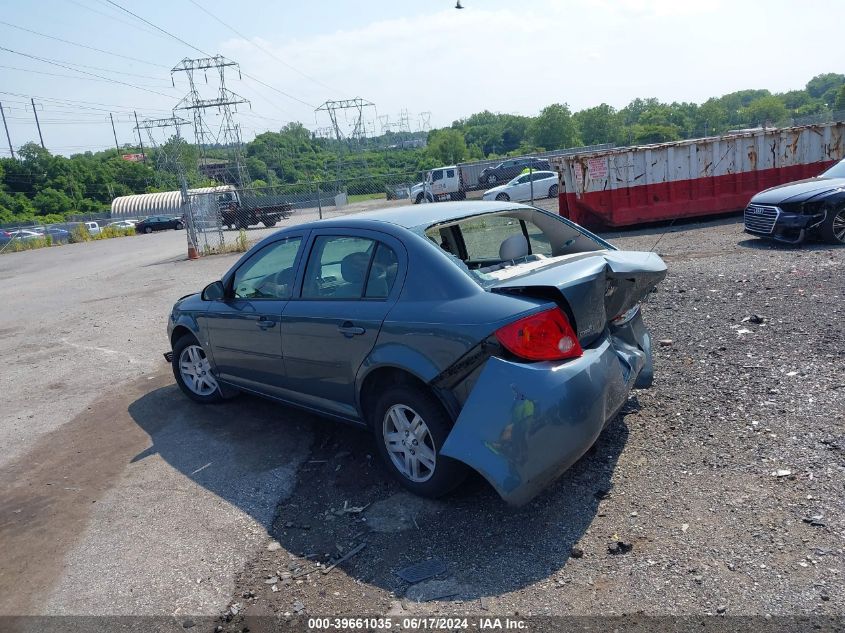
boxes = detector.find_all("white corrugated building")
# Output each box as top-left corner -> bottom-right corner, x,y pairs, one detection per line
110,186 -> 233,218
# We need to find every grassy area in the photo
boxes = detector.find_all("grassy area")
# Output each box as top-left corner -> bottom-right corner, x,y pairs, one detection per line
1,225 -> 136,255
347,192 -> 386,203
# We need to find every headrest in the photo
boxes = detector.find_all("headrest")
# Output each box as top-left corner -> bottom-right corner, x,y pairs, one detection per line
341,252 -> 370,284
499,234 -> 530,261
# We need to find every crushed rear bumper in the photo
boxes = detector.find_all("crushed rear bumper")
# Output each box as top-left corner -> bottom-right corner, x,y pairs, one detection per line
440,313 -> 651,505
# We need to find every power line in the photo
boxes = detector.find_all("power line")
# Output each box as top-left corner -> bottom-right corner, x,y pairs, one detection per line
0,63 -> 172,86
0,20 -> 170,68
103,0 -> 210,56
66,0 -> 175,40
104,0 -> 315,108
0,46 -> 176,98
185,0 -> 339,94
0,91 -> 173,115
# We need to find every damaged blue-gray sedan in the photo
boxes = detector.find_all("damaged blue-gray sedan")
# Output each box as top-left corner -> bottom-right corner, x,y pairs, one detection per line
167,202 -> 667,505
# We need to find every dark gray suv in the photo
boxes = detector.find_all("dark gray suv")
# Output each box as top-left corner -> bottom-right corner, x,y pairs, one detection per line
478,157 -> 552,185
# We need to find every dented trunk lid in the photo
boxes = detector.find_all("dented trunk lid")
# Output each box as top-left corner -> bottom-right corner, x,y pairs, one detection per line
490,250 -> 667,345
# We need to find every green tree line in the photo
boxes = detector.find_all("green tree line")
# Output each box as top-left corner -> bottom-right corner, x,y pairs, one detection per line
2,73 -> 843,226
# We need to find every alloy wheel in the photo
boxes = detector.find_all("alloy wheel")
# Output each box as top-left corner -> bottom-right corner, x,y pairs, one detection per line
382,404 -> 437,482
833,209 -> 845,243
179,344 -> 218,396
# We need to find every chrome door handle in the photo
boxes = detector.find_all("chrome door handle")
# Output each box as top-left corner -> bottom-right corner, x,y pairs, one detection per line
338,322 -> 365,337
256,318 -> 276,329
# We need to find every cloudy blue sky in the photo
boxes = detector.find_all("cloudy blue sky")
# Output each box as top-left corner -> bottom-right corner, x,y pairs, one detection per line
0,0 -> 840,155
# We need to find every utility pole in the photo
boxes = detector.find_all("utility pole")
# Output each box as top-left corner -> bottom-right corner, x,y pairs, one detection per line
110,113 -> 120,153
31,98 -> 45,149
133,110 -> 146,161
0,102 -> 14,159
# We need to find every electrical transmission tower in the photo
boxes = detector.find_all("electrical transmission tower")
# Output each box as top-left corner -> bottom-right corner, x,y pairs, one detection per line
315,98 -> 376,144
172,55 -> 251,188
378,114 -> 392,135
417,111 -> 432,133
314,98 -> 376,180
396,109 -> 411,134
135,116 -> 190,180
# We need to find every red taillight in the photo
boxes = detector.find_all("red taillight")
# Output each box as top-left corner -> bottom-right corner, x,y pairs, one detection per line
495,308 -> 583,361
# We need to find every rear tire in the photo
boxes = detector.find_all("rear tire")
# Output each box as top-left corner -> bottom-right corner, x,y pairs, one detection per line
548,184 -> 558,198
495,193 -> 510,201
263,220 -> 277,228
175,222 -> 184,230
144,226 -> 152,234
819,204 -> 845,244
414,193 -> 424,204
372,385 -> 467,498
171,335 -> 224,404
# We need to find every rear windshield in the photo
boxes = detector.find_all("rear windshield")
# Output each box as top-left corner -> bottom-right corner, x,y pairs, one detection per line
423,208 -> 611,286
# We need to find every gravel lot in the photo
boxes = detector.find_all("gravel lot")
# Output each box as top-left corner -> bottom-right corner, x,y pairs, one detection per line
0,208 -> 842,622
226,217 -> 844,623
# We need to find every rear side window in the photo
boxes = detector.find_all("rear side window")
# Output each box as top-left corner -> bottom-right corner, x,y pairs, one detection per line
301,236 -> 398,300
460,216 -> 525,261
446,169 -> 455,178
365,243 -> 399,298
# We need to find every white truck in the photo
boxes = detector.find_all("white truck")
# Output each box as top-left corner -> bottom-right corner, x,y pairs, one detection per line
410,165 -> 470,204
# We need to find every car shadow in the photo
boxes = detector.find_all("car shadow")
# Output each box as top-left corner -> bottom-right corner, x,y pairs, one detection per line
128,383 -> 630,601
737,237 -> 842,251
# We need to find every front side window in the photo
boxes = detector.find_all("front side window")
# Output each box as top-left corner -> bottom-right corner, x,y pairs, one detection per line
431,170 -> 444,182
233,237 -> 302,300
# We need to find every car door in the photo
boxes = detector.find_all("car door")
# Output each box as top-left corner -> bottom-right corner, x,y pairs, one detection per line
204,233 -> 306,396
280,229 -> 405,419
510,174 -> 532,201
430,169 -> 446,197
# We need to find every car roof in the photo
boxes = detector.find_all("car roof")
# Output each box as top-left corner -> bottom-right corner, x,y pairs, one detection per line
302,200 -> 537,232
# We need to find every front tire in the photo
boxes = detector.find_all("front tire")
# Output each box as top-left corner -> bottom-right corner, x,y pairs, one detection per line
372,385 -> 467,498
263,220 -> 277,228
172,335 -> 224,404
495,192 -> 510,201
144,226 -> 152,234
820,205 -> 845,244
487,174 -> 498,184
175,222 -> 184,230
548,184 -> 559,198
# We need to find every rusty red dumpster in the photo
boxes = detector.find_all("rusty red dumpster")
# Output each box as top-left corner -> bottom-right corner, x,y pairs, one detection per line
551,122 -> 845,229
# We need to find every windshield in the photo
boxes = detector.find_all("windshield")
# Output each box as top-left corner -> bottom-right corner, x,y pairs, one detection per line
820,159 -> 845,179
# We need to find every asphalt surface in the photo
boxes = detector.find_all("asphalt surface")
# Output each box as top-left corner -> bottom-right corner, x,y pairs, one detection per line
0,205 -> 842,621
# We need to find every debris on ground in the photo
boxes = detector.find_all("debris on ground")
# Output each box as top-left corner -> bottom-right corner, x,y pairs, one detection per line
396,558 -> 447,583
405,578 -> 460,602
607,540 -> 633,555
771,469 -> 792,478
741,314 -> 766,324
323,542 -> 366,575
570,546 -> 584,559
658,339 -> 674,347
364,492 -> 439,532
802,515 -> 826,527
334,500 -> 370,516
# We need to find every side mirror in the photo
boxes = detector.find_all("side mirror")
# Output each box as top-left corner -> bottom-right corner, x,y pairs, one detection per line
202,280 -> 226,301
